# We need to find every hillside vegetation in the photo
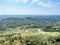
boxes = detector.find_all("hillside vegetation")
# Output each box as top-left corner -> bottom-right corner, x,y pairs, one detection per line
0,28 -> 60,45
0,15 -> 60,45
0,16 -> 60,32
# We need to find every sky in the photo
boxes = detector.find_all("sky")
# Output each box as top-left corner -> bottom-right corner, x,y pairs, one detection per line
0,0 -> 60,15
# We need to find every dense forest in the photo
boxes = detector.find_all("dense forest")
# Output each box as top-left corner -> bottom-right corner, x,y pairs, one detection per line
0,15 -> 60,32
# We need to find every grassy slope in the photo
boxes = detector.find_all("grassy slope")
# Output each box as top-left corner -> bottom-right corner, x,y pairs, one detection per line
0,28 -> 60,45
0,28 -> 60,37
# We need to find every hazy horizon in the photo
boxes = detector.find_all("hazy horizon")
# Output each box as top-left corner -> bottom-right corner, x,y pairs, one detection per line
0,15 -> 60,19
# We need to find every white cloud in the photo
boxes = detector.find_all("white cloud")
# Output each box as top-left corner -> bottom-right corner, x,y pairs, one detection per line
37,2 -> 53,7
37,0 -> 60,8
6,0 -> 20,2
3,0 -> 60,7
6,0 -> 29,3
21,0 -> 29,4
12,0 -> 20,2
32,0 -> 39,3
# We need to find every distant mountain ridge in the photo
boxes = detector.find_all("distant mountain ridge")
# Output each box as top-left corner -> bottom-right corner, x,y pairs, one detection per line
0,15 -> 60,19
